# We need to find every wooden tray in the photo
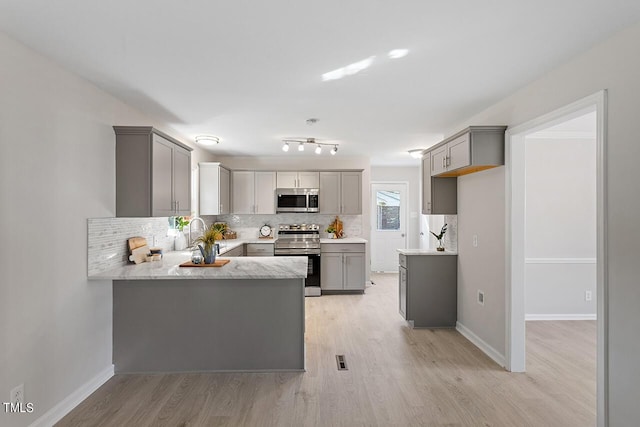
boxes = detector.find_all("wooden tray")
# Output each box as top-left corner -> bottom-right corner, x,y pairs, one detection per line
179,259 -> 231,268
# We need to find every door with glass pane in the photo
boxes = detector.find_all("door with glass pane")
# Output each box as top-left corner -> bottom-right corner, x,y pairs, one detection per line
370,183 -> 407,272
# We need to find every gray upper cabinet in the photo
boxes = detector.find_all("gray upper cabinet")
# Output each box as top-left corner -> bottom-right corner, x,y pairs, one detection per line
114,126 -> 192,217
199,162 -> 230,215
429,126 -> 507,177
276,171 -> 319,188
232,170 -> 276,214
319,171 -> 362,215
422,151 -> 457,215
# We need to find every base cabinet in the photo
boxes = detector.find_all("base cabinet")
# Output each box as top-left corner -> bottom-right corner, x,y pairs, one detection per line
321,243 -> 366,291
246,243 -> 274,256
222,245 -> 244,257
399,253 -> 457,327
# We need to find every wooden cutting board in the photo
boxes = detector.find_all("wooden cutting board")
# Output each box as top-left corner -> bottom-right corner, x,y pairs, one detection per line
130,245 -> 149,264
179,259 -> 231,268
128,236 -> 148,252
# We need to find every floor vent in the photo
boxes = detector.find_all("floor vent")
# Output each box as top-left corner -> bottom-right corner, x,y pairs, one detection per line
336,354 -> 348,371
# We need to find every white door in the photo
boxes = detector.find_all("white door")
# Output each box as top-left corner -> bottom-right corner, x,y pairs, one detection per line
370,183 -> 407,272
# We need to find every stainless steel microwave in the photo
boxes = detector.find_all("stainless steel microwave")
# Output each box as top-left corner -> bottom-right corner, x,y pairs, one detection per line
276,188 -> 319,213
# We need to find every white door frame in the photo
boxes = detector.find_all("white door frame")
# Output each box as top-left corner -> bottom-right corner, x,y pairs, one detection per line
505,91 -> 608,425
371,181 -> 409,271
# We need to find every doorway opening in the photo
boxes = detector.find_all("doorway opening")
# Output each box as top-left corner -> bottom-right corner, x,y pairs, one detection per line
505,91 -> 607,424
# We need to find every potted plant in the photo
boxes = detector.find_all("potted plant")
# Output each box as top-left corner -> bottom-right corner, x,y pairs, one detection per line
430,223 -> 448,251
211,222 -> 228,240
194,224 -> 221,264
325,225 -> 336,239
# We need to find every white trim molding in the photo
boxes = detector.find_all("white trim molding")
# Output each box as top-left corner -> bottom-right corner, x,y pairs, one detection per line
526,314 -> 597,321
504,90 -> 608,426
456,322 -> 506,368
30,365 -> 114,427
525,257 -> 596,264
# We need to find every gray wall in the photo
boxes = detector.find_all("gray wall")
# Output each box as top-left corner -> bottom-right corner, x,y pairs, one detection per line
525,136 -> 597,317
457,167 -> 506,355
448,20 -> 640,425
371,166 -> 421,249
0,31 -> 214,427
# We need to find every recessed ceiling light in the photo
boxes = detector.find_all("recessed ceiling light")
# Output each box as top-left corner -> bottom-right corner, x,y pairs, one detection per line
408,149 -> 424,159
195,135 -> 220,146
322,56 -> 376,81
388,49 -> 409,59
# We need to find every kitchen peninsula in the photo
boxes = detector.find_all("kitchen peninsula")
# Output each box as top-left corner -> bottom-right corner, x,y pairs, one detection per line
90,252 -> 307,373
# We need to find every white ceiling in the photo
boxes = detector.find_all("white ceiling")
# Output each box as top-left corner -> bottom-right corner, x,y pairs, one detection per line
1,1 -> 639,165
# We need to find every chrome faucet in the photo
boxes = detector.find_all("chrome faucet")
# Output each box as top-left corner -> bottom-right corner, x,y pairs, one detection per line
188,217 -> 207,248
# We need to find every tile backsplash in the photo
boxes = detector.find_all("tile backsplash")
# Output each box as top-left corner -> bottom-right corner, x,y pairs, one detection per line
444,215 -> 458,252
211,214 -> 363,239
88,217 -> 175,275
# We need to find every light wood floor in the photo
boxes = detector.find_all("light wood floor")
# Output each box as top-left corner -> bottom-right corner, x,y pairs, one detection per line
57,273 -> 596,426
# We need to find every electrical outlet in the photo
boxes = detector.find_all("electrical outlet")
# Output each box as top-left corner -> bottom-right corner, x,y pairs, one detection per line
585,290 -> 593,301
473,235 -> 478,247
477,290 -> 485,306
10,384 -> 24,405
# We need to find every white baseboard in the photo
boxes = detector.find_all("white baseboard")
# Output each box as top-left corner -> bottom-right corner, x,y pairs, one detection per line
526,314 -> 597,321
30,364 -> 114,427
456,322 -> 506,368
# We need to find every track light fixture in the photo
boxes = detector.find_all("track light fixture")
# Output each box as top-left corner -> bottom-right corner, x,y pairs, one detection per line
280,138 -> 340,155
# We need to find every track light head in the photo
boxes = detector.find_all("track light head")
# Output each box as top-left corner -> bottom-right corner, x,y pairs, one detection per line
330,145 -> 338,155
315,145 -> 322,154
282,142 -> 290,152
298,142 -> 305,151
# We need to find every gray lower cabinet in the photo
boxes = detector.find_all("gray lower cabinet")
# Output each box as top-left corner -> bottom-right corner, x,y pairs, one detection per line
222,245 -> 244,257
114,126 -> 192,217
246,243 -> 274,256
321,243 -> 366,291
399,253 -> 457,327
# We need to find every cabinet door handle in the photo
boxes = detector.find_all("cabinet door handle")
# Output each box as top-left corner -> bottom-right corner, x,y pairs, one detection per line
446,156 -> 450,167
176,201 -> 180,213
442,157 -> 446,169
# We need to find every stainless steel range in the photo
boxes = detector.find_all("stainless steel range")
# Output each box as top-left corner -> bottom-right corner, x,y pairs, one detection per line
274,224 -> 321,296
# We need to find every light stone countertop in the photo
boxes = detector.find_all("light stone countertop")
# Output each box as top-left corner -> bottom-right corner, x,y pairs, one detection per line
320,237 -> 368,244
89,252 -> 308,280
397,248 -> 458,255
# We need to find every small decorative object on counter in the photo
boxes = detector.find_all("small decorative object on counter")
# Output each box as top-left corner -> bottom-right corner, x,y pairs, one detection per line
211,222 -> 228,240
325,224 -> 336,239
327,216 -> 344,239
191,249 -> 203,265
259,224 -> 273,239
224,230 -> 237,239
194,224 -> 221,264
430,223 -> 448,251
